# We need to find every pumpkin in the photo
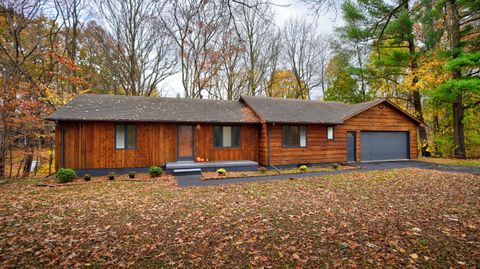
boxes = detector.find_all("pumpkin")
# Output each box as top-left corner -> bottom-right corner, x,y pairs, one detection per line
196,157 -> 201,162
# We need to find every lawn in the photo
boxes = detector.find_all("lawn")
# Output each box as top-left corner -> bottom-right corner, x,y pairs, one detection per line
1,169 -> 479,268
420,157 -> 480,166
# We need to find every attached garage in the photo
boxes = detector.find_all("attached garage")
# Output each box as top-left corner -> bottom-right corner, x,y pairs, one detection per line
360,131 -> 409,161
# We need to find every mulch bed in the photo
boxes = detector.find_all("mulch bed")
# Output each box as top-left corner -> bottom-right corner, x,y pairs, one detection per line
202,164 -> 358,180
36,173 -> 173,187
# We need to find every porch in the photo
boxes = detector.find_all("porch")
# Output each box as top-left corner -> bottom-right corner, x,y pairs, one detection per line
166,160 -> 258,175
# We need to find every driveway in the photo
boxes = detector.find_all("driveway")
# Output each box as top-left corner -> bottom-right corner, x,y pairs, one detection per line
176,160 -> 480,187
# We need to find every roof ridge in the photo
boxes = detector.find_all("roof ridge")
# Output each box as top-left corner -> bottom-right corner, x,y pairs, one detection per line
241,95 -> 349,105
79,93 -> 240,103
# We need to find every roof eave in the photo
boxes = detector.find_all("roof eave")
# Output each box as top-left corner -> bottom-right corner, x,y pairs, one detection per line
341,99 -> 424,126
45,118 -> 261,124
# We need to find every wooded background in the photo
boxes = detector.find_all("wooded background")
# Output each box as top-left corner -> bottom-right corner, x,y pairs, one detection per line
0,0 -> 479,178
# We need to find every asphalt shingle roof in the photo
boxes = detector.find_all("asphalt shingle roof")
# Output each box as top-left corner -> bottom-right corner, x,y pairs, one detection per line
241,96 -> 421,124
46,94 -> 421,125
240,95 -> 352,124
46,94 -> 260,123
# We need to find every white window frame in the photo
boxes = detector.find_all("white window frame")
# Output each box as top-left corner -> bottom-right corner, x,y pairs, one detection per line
327,126 -> 334,140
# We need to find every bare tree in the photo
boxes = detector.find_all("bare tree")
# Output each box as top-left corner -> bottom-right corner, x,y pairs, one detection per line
207,24 -> 247,100
238,0 -> 275,96
161,0 -> 230,98
53,0 -> 87,94
94,0 -> 177,96
264,29 -> 282,97
282,17 -> 327,99
300,0 -> 339,15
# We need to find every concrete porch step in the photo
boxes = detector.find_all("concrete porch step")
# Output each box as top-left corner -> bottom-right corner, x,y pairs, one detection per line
166,160 -> 258,174
173,168 -> 202,175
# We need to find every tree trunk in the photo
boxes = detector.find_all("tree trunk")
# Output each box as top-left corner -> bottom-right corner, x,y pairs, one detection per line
16,157 -> 25,178
0,130 -> 8,178
22,153 -> 33,178
406,1 -> 430,157
412,91 -> 429,156
453,95 -> 466,157
0,146 -> 5,178
447,0 -> 466,158
8,147 -> 13,178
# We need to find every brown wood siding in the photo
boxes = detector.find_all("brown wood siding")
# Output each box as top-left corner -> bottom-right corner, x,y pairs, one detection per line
55,121 -> 259,170
56,121 -> 177,170
267,124 -> 347,165
194,124 -> 258,162
266,102 -> 418,165
342,103 -> 418,161
258,123 -> 268,165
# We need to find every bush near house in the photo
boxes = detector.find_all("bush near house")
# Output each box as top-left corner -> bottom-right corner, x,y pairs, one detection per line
299,165 -> 308,172
258,166 -> 267,174
148,166 -> 163,177
217,168 -> 227,176
83,174 -> 91,181
55,168 -> 76,183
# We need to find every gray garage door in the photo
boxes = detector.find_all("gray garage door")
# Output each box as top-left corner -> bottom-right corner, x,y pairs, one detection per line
360,131 -> 409,161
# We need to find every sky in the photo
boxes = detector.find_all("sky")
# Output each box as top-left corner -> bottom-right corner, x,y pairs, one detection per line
163,0 -> 342,98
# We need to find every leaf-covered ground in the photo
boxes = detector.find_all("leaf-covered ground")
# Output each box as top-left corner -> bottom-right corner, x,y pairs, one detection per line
1,168 -> 479,268
419,157 -> 480,167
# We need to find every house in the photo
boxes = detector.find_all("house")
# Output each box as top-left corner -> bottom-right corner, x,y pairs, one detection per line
46,94 -> 422,175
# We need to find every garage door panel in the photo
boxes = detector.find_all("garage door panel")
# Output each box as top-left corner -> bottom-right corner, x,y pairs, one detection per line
360,131 -> 409,161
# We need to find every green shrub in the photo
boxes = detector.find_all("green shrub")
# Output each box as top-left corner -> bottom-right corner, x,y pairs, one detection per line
148,166 -> 163,177
56,168 -> 76,183
299,165 -> 308,172
332,163 -> 340,170
128,171 -> 136,178
83,174 -> 92,181
217,168 -> 227,176
258,166 -> 267,175
108,172 -> 115,180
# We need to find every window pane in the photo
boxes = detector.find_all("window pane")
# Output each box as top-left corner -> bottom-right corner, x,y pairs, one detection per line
290,126 -> 299,147
126,125 -> 136,149
283,126 -> 303,147
300,126 -> 306,147
115,125 -> 125,149
282,126 -> 289,147
213,126 -> 222,147
223,126 -> 232,147
232,126 -> 241,147
327,126 -> 334,139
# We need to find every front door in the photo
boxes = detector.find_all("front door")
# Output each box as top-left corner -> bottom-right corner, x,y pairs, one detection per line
347,131 -> 356,162
177,125 -> 194,161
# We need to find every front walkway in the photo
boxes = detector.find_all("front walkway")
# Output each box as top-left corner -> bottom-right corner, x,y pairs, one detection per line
176,160 -> 480,187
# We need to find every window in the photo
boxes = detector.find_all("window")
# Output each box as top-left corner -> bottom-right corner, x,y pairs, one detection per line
282,126 -> 307,147
327,126 -> 334,140
213,126 -> 241,148
115,124 -> 136,149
